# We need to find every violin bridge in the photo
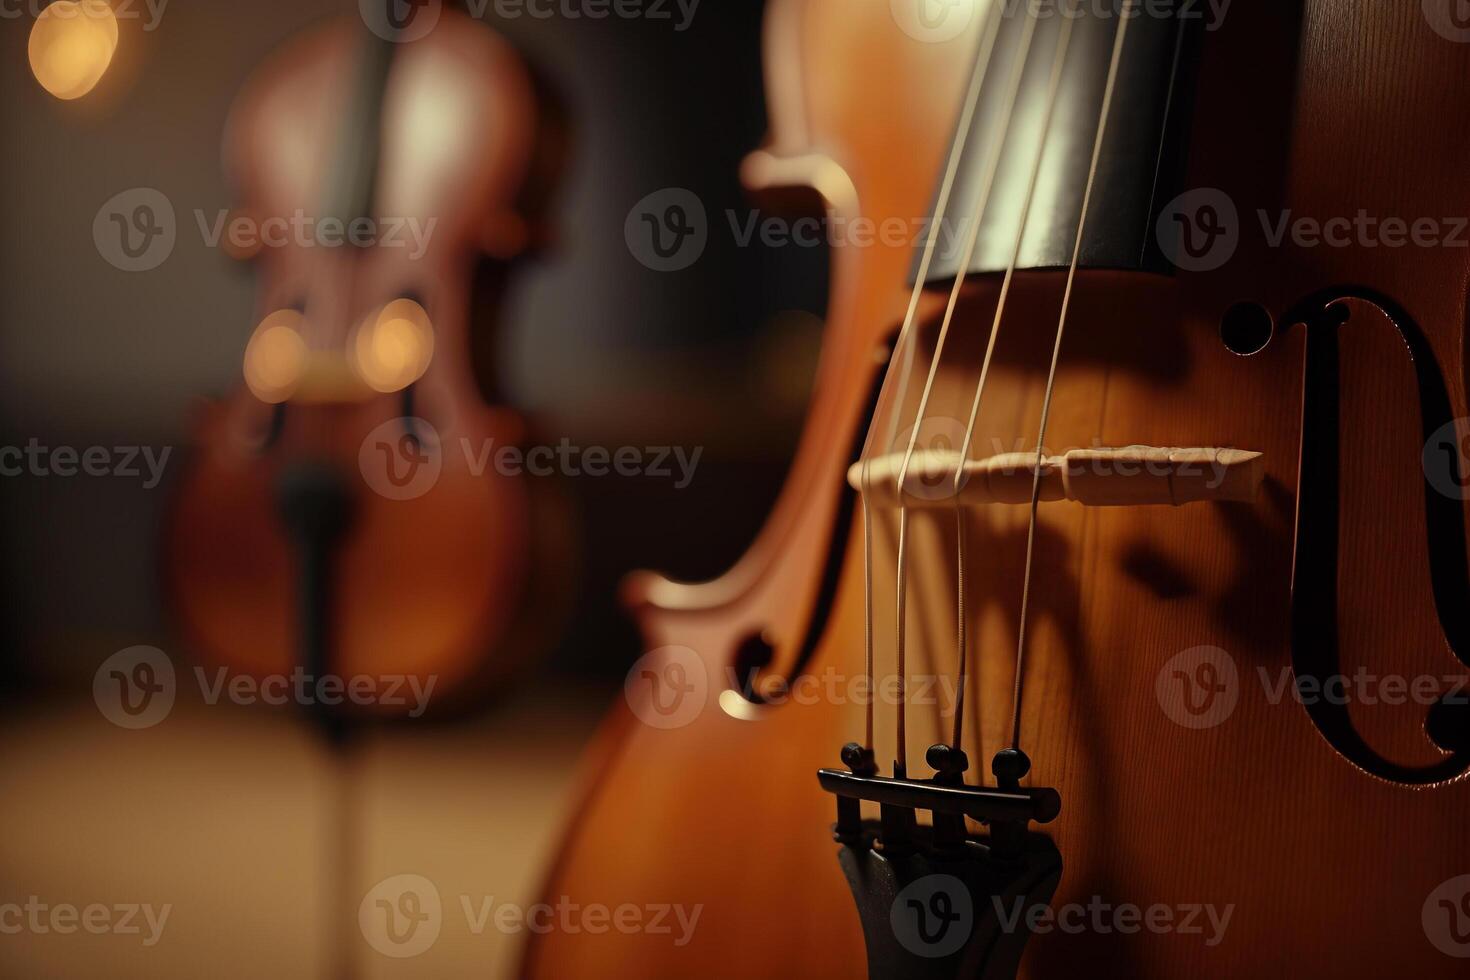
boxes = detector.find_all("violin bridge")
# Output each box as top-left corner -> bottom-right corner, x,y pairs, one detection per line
850,446 -> 1265,510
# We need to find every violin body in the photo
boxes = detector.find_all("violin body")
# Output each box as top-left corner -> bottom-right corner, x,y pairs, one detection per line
530,1 -> 1470,976
167,10 -> 562,716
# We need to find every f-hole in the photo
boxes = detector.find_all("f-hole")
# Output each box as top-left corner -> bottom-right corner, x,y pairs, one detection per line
726,331 -> 890,707
1289,287 -> 1470,784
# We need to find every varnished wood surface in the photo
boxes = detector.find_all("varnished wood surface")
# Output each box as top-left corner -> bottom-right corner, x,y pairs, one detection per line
165,12 -> 562,715
530,1 -> 1470,977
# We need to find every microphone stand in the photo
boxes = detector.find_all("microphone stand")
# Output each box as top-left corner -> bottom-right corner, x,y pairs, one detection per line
277,462 -> 358,980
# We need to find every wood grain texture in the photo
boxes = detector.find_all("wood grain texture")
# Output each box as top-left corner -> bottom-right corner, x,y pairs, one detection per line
850,446 -> 1265,508
528,1 -> 1470,976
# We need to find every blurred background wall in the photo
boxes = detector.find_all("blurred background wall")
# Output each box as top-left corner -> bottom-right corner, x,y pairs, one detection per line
0,2 -> 831,976
0,0 -> 828,693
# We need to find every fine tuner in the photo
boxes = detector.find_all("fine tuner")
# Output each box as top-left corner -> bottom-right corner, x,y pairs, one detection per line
849,446 -> 1266,509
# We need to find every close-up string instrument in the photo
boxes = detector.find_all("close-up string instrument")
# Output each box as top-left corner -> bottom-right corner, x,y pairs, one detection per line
163,3 -> 562,976
12,0 -> 1470,977
165,1 -> 564,729
528,0 -> 1470,977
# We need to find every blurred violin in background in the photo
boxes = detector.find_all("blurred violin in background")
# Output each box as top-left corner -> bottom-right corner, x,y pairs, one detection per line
165,1 -> 567,727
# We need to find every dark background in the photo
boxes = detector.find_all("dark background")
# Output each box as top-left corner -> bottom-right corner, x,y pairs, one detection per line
0,0 -> 829,694
0,4 -> 835,977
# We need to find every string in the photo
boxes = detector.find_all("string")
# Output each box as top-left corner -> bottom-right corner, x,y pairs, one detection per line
855,0 -> 1003,755
1008,1 -> 1136,753
945,0 -> 1083,748
859,2 -> 1004,467
862,499 -> 875,750
894,507 -> 909,771
896,0 -> 1080,769
953,505 -> 968,749
889,0 -> 1043,774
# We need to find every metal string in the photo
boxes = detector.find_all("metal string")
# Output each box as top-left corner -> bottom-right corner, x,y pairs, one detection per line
941,0 -> 1084,752
890,0 -> 1044,772
1007,1 -> 1136,753
855,0 -> 1004,756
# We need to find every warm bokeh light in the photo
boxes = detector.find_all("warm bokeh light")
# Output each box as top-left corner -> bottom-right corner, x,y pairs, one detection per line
243,309 -> 309,404
28,1 -> 119,101
351,298 -> 435,393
